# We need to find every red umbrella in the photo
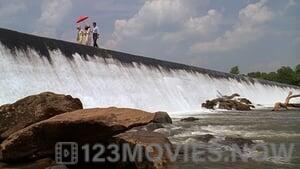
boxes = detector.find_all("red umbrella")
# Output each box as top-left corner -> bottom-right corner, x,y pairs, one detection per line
76,16 -> 89,23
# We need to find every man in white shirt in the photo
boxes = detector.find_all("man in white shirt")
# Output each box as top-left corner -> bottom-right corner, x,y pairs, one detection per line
92,22 -> 99,48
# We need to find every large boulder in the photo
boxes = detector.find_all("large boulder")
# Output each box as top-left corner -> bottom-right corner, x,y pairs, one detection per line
113,131 -> 173,169
0,107 -> 158,162
153,112 -> 172,124
0,92 -> 83,141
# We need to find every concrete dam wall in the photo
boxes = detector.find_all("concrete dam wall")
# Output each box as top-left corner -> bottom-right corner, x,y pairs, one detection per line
0,28 -> 299,115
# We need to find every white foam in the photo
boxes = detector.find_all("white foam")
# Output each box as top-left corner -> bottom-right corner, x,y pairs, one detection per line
1,44 -> 299,116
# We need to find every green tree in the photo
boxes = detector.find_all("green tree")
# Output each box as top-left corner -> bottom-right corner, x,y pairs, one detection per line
295,64 -> 300,74
230,66 -> 240,75
247,72 -> 262,78
295,64 -> 300,86
276,66 -> 297,85
246,65 -> 299,86
265,72 -> 278,81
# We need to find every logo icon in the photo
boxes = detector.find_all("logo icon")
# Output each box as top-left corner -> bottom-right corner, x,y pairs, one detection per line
55,142 -> 78,165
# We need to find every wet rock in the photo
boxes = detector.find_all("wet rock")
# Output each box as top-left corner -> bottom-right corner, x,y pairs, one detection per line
153,128 -> 171,137
184,138 -> 198,144
238,98 -> 252,105
218,100 -> 252,111
193,134 -> 215,143
218,100 -> 234,110
202,94 -> 254,111
234,102 -> 252,111
0,107 -> 156,162
169,127 -> 185,137
201,99 -> 219,109
180,117 -> 199,122
131,123 -> 165,132
113,131 -> 172,169
0,92 -> 83,140
224,137 -> 254,149
153,111 -> 172,124
222,93 -> 240,100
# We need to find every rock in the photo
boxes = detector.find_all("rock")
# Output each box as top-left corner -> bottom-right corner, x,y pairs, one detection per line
153,112 -> 172,124
184,138 -> 198,144
218,101 -> 234,110
113,131 -> 172,169
201,99 -> 218,109
234,102 -> 252,111
224,137 -> 254,149
0,92 -> 83,140
0,107 -> 156,162
0,158 -> 61,169
201,94 -> 254,111
168,127 -> 185,137
217,100 -> 251,111
180,117 -> 199,122
153,128 -> 171,137
222,93 -> 240,100
131,123 -> 165,132
193,134 -> 215,143
238,98 -> 252,105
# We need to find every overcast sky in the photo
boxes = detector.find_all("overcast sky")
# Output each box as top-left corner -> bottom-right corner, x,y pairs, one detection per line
0,0 -> 299,73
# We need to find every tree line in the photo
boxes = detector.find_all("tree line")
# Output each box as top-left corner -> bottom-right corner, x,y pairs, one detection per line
229,65 -> 300,86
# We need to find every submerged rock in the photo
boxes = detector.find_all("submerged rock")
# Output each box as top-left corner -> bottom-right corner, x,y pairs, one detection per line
0,107 -> 157,162
223,136 -> 254,149
153,128 -> 171,137
0,92 -> 83,141
131,123 -> 165,132
180,117 -> 199,122
193,134 -> 215,143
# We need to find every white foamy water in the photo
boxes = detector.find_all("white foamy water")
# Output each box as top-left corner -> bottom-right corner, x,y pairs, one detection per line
1,44 -> 299,115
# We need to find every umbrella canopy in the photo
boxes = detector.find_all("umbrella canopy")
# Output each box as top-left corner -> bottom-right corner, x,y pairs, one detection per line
76,16 -> 89,23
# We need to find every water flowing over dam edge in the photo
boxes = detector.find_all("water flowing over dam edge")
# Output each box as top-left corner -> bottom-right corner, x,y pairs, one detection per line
0,28 -> 299,115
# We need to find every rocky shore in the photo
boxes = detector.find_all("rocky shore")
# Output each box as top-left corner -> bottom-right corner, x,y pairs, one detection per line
0,92 -> 173,169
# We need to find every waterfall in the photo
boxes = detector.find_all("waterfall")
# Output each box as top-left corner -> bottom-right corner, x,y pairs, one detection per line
0,28 -> 299,115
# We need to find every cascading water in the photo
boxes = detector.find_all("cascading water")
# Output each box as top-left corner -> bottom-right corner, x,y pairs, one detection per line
0,28 -> 299,115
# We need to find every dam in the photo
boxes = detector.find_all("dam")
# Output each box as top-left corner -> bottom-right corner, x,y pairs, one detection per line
0,28 -> 299,115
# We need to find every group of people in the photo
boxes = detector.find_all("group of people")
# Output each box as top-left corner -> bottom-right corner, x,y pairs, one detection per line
76,22 -> 99,48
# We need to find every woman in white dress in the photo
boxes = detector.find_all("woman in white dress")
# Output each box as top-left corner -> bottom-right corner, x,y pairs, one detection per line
84,25 -> 92,46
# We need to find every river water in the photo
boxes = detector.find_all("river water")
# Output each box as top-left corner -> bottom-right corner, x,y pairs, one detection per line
162,110 -> 300,169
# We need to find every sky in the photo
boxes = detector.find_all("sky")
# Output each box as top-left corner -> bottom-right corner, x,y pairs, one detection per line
0,0 -> 299,73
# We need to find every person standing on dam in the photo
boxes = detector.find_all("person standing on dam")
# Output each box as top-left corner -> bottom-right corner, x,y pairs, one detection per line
92,22 -> 99,48
76,26 -> 84,44
84,25 -> 92,46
